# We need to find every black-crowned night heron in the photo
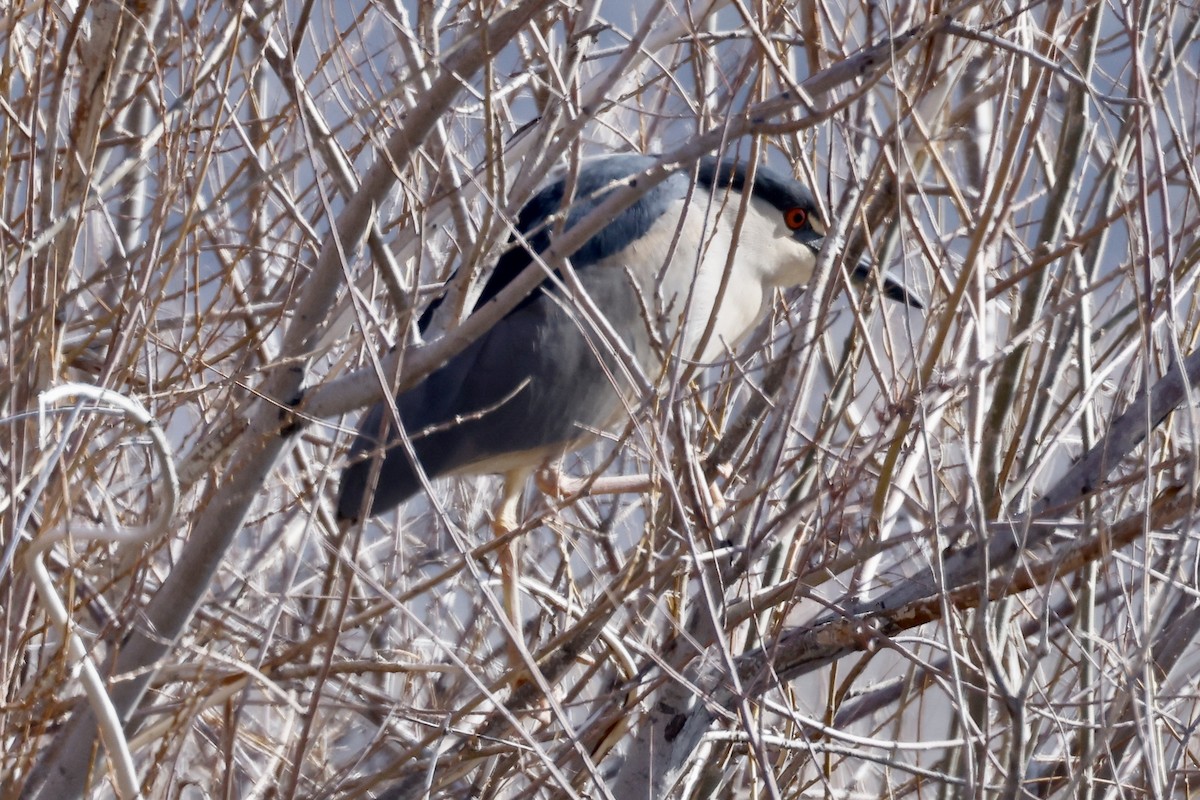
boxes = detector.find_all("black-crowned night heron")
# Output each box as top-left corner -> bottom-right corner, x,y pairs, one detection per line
336,153 -> 920,625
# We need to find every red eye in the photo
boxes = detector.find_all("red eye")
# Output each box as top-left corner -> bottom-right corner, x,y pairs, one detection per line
784,207 -> 807,229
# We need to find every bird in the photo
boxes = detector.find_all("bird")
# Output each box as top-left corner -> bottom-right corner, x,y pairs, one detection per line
337,153 -> 921,527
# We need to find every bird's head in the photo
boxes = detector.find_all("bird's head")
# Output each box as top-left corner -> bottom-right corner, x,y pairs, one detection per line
696,158 -> 924,310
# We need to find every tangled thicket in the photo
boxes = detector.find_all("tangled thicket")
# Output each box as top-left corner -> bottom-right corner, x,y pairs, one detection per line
3,1 -> 1200,798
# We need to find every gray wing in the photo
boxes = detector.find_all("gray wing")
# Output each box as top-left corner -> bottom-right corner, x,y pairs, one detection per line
337,156 -> 686,520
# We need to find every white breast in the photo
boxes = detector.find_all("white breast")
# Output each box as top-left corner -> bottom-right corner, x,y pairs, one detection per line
600,192 -> 816,364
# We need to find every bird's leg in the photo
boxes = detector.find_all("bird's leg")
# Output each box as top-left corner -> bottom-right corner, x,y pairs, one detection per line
492,469 -> 530,669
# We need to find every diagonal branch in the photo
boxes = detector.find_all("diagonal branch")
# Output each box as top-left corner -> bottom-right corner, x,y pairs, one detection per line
619,342 -> 1200,796
23,3 -> 548,797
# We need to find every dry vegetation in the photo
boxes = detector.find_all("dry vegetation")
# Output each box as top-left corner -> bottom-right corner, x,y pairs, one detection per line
3,0 -> 1200,798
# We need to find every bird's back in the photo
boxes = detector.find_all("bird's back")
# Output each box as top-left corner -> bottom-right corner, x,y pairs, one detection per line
337,156 -> 686,520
